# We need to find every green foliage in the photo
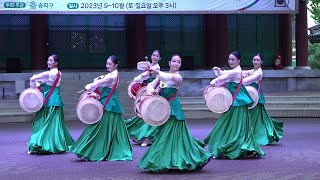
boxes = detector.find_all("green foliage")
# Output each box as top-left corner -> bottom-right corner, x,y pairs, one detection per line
308,1 -> 320,69
309,0 -> 320,23
308,42 -> 320,69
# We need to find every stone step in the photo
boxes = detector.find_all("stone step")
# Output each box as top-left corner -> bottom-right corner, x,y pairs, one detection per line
2,93 -> 320,123
0,111 -> 34,123
180,101 -> 320,108
1,107 -> 319,123
182,107 -> 320,118
178,96 -> 320,102
63,112 -> 136,122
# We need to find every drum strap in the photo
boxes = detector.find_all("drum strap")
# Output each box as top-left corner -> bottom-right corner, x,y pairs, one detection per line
231,72 -> 243,104
168,90 -> 177,102
257,81 -> 262,94
43,71 -> 61,106
102,74 -> 119,109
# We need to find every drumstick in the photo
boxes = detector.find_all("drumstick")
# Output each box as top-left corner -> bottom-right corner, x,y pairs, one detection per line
76,89 -> 85,94
201,85 -> 215,91
201,86 -> 210,91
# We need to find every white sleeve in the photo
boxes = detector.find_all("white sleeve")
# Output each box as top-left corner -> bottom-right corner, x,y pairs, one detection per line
150,64 -> 160,71
48,70 -> 57,82
158,71 -> 172,82
158,71 -> 183,86
137,61 -> 151,71
213,68 -> 226,77
243,73 -> 262,86
146,77 -> 160,95
133,71 -> 150,83
30,71 -> 49,82
242,70 -> 252,78
210,70 -> 238,86
85,75 -> 113,93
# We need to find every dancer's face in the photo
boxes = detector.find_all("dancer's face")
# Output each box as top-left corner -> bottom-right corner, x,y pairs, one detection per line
47,56 -> 58,69
228,54 -> 240,69
169,55 -> 181,72
106,58 -> 118,72
252,55 -> 262,69
151,51 -> 161,64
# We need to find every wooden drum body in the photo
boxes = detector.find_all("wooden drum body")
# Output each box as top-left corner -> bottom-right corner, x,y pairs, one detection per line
127,82 -> 145,100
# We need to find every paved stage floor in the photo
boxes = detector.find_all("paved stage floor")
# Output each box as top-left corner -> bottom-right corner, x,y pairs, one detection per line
0,118 -> 319,180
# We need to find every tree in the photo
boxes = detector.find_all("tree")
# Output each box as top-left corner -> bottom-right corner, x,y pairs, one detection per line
308,0 -> 320,69
308,0 -> 320,23
308,42 -> 320,69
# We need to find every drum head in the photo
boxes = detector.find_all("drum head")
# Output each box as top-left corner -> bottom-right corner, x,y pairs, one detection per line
246,86 -> 259,109
127,82 -> 144,99
204,87 -> 232,113
140,95 -> 171,126
76,98 -> 103,124
19,88 -> 43,112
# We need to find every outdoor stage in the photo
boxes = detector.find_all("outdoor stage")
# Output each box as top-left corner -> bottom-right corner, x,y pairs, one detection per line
0,118 -> 319,180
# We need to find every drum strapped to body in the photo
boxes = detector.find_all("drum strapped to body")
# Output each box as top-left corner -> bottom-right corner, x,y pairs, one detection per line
19,87 -> 44,112
133,87 -> 148,118
245,86 -> 259,109
203,86 -> 233,113
134,87 -> 171,126
76,91 -> 103,124
127,81 -> 145,99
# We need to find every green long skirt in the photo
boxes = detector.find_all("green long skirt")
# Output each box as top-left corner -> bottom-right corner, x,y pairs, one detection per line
72,111 -> 133,161
250,104 -> 284,145
125,116 -> 160,143
204,106 -> 265,159
28,106 -> 74,154
138,118 -> 212,172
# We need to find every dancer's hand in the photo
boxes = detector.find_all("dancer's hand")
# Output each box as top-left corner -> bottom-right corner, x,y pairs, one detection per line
149,70 -> 159,75
212,67 -> 220,71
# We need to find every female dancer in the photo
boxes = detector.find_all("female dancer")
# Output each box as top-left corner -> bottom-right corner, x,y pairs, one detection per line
28,54 -> 74,154
204,51 -> 265,159
242,53 -> 283,145
138,54 -> 212,172
125,50 -> 162,146
72,55 -> 132,161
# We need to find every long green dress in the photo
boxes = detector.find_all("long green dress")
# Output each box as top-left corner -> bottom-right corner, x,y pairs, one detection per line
138,87 -> 212,172
249,83 -> 284,145
28,84 -> 75,154
204,82 -> 265,159
71,87 -> 133,161
125,77 -> 160,144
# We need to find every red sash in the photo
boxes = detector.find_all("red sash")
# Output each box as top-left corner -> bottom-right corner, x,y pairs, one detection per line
231,72 -> 243,103
155,78 -> 177,102
103,74 -> 119,109
43,71 -> 61,106
257,81 -> 262,94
